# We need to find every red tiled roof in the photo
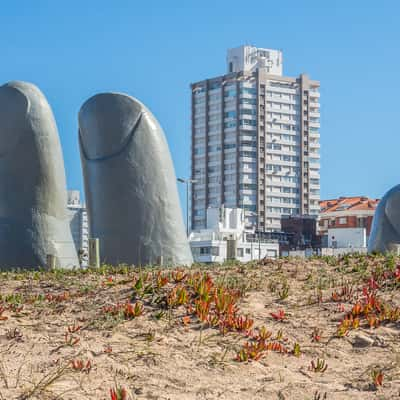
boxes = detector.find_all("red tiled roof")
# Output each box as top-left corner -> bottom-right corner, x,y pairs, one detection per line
319,196 -> 379,213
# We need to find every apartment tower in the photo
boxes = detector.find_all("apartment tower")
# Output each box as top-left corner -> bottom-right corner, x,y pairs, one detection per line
191,45 -> 320,232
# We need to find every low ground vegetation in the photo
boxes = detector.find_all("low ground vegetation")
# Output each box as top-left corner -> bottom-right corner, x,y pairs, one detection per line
0,254 -> 399,399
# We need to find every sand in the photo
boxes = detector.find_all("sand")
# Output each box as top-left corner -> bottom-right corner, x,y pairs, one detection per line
0,254 -> 399,399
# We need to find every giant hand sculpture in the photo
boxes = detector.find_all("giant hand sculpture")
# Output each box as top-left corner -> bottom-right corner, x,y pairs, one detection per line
368,184 -> 400,253
79,93 -> 193,266
0,81 -> 78,268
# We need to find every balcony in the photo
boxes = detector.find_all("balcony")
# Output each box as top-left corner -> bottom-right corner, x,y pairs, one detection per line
309,121 -> 320,129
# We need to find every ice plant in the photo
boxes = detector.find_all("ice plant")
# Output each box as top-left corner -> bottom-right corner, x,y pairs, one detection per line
218,314 -> 253,335
0,306 -> 7,321
195,299 -> 210,322
236,341 -> 266,362
71,359 -> 92,373
275,329 -> 286,341
214,287 -> 238,316
255,326 -> 272,341
351,302 -> 362,316
371,369 -> 383,388
156,271 -> 168,288
292,342 -> 301,357
171,270 -> 187,283
309,358 -> 328,373
45,292 -> 70,302
311,327 -> 322,342
337,317 -> 351,337
271,309 -> 285,321
123,301 -> 144,319
265,341 -> 287,353
102,276 -> 115,287
67,322 -> 82,333
64,333 -> 80,346
167,286 -> 189,307
110,386 -> 128,400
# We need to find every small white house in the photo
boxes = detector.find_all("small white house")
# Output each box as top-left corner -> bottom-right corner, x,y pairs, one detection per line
189,206 -> 279,263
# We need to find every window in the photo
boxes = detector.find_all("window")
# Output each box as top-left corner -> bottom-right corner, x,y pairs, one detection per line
200,247 -> 210,255
224,121 -> 236,129
209,94 -> 220,102
246,248 -> 251,254
208,145 -> 221,152
237,248 -> 244,257
224,111 -> 236,118
240,88 -> 257,95
209,81 -> 221,90
240,108 -> 257,116
239,119 -> 257,127
239,151 -> 257,158
209,114 -> 219,122
339,217 -> 347,225
267,143 -> 281,150
240,98 -> 257,105
224,89 -> 236,98
194,147 -> 205,155
239,183 -> 257,190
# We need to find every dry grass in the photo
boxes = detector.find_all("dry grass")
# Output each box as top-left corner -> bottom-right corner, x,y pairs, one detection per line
0,253 -> 399,399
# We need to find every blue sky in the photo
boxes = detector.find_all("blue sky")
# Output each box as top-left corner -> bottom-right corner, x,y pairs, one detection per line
1,0 -> 399,214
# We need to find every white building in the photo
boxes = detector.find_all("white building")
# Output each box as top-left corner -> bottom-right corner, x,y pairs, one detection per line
189,206 -> 279,263
191,45 -> 320,233
67,190 -> 89,266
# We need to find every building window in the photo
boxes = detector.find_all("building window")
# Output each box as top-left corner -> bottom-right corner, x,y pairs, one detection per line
224,121 -> 236,129
246,248 -> 251,254
237,248 -> 244,257
199,247 -> 210,255
224,111 -> 237,119
339,217 -> 347,225
357,217 -> 367,228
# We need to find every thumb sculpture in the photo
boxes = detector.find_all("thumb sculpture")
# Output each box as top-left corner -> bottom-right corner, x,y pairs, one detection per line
368,184 -> 400,253
0,81 -> 79,268
79,92 -> 193,266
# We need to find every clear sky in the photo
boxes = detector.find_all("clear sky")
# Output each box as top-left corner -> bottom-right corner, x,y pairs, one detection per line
1,0 -> 399,215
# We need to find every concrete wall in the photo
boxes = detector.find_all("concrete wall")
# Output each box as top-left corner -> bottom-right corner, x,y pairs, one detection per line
328,227 -> 366,248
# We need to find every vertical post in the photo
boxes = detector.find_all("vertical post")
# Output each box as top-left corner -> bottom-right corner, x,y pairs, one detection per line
258,232 -> 261,261
186,180 -> 189,237
156,255 -> 164,266
89,238 -> 100,268
46,254 -> 56,270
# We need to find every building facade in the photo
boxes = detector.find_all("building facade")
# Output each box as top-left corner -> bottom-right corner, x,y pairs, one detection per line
191,45 -> 320,233
67,190 -> 89,266
280,214 -> 320,252
318,196 -> 379,237
189,206 -> 279,263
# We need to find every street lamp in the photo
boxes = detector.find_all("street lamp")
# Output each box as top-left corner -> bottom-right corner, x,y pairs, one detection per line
177,178 -> 197,237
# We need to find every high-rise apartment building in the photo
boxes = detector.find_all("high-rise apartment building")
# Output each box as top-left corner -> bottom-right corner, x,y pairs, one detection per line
191,45 -> 320,232
67,190 -> 89,265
